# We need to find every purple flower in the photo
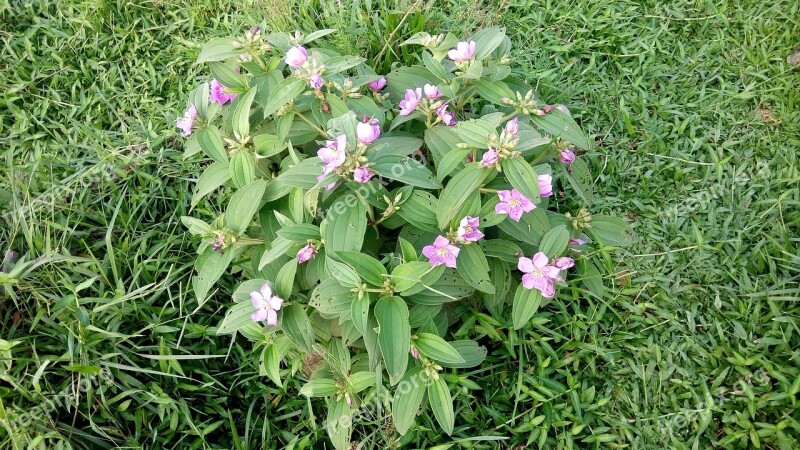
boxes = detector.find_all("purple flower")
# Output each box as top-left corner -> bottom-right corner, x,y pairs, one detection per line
317,134 -> 347,172
480,149 -> 499,167
297,244 -> 316,263
356,118 -> 381,144
398,88 -> 422,116
422,236 -> 460,268
538,174 -> 553,198
210,80 -> 237,105
176,104 -> 198,137
411,346 -> 420,359
568,238 -> 587,253
436,104 -> 456,126
554,257 -> 575,269
495,189 -> 535,221
423,83 -> 441,99
518,252 -> 561,298
285,45 -> 308,68
368,76 -> 387,92
560,149 -> 576,164
504,118 -> 519,135
353,166 -> 373,183
309,73 -> 324,89
447,41 -> 476,62
457,216 -> 484,242
246,26 -> 261,39
250,282 -> 284,325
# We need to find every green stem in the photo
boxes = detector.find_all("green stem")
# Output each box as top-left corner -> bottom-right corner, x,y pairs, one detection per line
296,112 -> 329,138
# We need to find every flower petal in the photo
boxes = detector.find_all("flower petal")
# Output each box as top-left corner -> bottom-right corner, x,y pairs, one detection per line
518,257 -> 535,273
532,252 -> 549,268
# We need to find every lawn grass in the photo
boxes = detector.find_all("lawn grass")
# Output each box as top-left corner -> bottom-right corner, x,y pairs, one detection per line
1,0 -> 798,448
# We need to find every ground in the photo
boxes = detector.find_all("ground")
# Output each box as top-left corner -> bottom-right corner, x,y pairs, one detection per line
1,0 -> 798,448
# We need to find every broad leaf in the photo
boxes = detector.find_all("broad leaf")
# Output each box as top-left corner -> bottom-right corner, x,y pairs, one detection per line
374,296 -> 410,385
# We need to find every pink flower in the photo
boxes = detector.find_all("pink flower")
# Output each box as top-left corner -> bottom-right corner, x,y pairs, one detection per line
538,174 -> 553,198
480,149 -> 499,167
246,26 -> 261,39
436,104 -> 456,126
398,88 -> 422,116
309,73 -> 324,89
297,244 -> 316,263
411,346 -> 420,359
560,149 -> 576,164
554,257 -> 574,269
495,189 -> 535,221
519,252 -> 561,298
568,238 -> 587,253
353,166 -> 373,183
504,118 -> 519,135
317,134 -> 347,172
251,282 -> 284,325
285,45 -> 308,68
356,118 -> 381,144
210,80 -> 237,105
176,104 -> 198,136
447,41 -> 476,62
457,216 -> 484,242
422,236 -> 460,268
368,76 -> 387,92
423,83 -> 441,99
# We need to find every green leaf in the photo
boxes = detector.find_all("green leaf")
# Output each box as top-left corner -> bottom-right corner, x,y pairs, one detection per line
398,237 -> 417,262
414,333 -> 465,364
262,77 -> 306,118
512,284 -> 542,330
350,292 -> 370,335
453,119 -> 496,148
497,207 -> 550,245
262,338 -> 290,387
253,134 -> 285,158
539,225 -> 570,257
371,154 -> 440,189
258,236 -> 294,269
309,278 -> 353,320
396,191 -> 439,233
224,179 -> 267,234
326,397 -> 352,450
276,157 -> 323,188
325,255 -> 360,288
197,126 -> 228,164
275,259 -> 297,300
208,62 -> 249,90
192,246 -> 237,302
475,79 -> 515,105
530,107 -> 590,150
589,215 -> 635,246
337,251 -> 387,286
471,27 -> 506,60
479,239 -> 522,264
300,379 -> 339,398
280,304 -> 314,353
231,87 -> 257,138
229,151 -> 255,188
428,377 -> 454,435
217,301 -> 256,335
443,340 -> 488,369
437,163 -> 488,230
436,148 -> 470,181
349,371 -> 376,393
192,162 -> 230,208
367,136 -> 423,158
197,37 -> 242,63
391,262 -> 445,294
374,296 -> 410,385
303,28 -> 336,44
323,198 -> 367,256
276,224 -> 321,242
456,244 -> 495,294
422,51 -> 448,80
501,157 -> 540,201
391,367 -> 426,435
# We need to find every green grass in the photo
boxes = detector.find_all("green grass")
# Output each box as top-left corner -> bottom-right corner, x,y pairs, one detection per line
1,0 -> 798,448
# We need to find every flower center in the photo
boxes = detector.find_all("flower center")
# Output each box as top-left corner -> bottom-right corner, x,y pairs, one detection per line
508,199 -> 521,207
436,248 -> 449,256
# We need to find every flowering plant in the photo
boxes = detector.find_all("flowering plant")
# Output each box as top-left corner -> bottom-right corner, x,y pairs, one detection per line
181,26 -> 632,446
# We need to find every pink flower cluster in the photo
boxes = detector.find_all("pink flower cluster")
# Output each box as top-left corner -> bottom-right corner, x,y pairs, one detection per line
176,105 -> 197,136
422,216 -> 483,268
518,252 -> 574,298
398,84 -> 456,126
